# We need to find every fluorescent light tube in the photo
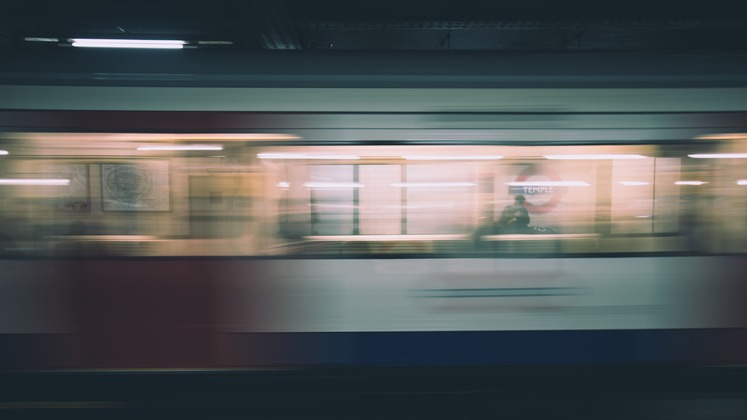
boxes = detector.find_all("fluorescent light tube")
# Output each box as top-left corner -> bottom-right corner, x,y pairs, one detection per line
303,182 -> 364,188
403,155 -> 504,160
391,182 -> 476,187
0,179 -> 70,186
688,153 -> 747,159
71,38 -> 186,49
544,154 -> 647,160
675,181 -> 707,185
137,145 -> 223,151
258,153 -> 359,160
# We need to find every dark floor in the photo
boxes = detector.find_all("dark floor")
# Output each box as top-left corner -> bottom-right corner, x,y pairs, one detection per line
2,365 -> 747,419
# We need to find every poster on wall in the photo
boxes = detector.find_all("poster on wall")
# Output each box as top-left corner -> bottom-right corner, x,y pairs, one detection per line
36,163 -> 91,212
102,162 -> 169,211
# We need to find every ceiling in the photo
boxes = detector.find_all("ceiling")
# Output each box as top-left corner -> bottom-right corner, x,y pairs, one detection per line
2,0 -> 747,52
1,0 -> 747,91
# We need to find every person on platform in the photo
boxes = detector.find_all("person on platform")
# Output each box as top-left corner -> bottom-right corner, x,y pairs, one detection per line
498,194 -> 531,234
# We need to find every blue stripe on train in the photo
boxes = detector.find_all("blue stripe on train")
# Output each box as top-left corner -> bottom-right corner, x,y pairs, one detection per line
232,329 -> 740,366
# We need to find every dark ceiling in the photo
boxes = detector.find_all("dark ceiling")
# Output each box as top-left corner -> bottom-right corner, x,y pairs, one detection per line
2,0 -> 747,52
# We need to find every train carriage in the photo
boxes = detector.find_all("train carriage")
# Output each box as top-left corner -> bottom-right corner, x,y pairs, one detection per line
2,52 -> 747,370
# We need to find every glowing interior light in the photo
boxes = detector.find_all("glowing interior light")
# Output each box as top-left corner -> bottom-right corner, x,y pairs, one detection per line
403,155 -> 504,160
675,181 -> 708,185
303,182 -> 364,188
506,181 -> 590,187
619,181 -> 650,186
544,154 -> 647,160
0,179 -> 70,186
258,153 -> 360,160
277,181 -> 290,188
137,145 -> 223,151
695,133 -> 747,140
391,182 -> 476,187
71,38 -> 186,49
736,180 -> 747,185
0,150 -> 8,155
688,153 -> 747,159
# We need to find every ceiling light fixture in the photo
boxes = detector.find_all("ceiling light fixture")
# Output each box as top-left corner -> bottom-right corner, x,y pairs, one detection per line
303,182 -> 364,188
688,153 -> 747,159
544,154 -> 647,160
258,153 -> 360,160
70,38 -> 186,49
0,150 -> 8,155
137,145 -> 223,151
391,182 -> 476,188
675,181 -> 708,186
25,37 -> 235,49
506,181 -> 590,187
0,179 -> 70,186
403,155 -> 504,160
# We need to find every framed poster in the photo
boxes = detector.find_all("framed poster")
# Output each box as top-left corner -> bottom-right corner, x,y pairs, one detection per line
102,162 -> 169,211
33,163 -> 91,212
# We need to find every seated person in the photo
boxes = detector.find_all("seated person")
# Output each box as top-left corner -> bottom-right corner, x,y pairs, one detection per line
497,194 -> 531,234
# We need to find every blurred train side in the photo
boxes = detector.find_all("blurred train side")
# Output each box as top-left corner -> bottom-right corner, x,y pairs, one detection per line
3,70 -> 747,370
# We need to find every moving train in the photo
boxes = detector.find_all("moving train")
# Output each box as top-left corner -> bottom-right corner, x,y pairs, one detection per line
2,52 -> 747,370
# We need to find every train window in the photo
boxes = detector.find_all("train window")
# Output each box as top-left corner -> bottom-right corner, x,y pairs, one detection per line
308,165 -> 356,235
690,138 -> 747,253
0,134 -> 745,257
609,157 -> 681,235
259,144 -> 723,256
358,165 -> 403,235
403,164 -> 476,235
